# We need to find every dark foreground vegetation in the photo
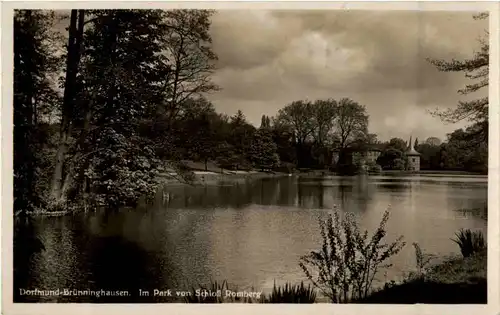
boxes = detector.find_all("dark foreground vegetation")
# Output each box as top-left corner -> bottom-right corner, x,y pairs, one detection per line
357,252 -> 486,303
184,212 -> 487,304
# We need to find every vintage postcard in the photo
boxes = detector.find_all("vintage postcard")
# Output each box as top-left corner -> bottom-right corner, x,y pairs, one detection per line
2,1 -> 499,315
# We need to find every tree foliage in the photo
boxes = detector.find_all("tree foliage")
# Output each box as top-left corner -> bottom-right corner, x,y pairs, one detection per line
249,129 -> 280,170
427,13 -> 489,143
14,10 -> 61,213
335,98 -> 369,150
14,9 -> 220,213
377,148 -> 406,170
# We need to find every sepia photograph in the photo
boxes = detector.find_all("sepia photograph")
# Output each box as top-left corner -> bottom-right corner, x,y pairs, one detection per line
4,2 -> 498,312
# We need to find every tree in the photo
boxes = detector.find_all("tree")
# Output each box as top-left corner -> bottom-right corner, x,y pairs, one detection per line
439,126 -> 488,173
276,100 -> 315,144
260,115 -> 271,129
335,98 -> 369,150
416,143 -> 441,170
182,101 -> 219,170
276,100 -> 316,167
427,13 -> 489,143
270,121 -> 296,165
366,133 -> 379,145
377,148 -> 406,170
249,130 -> 280,170
334,98 -> 369,172
50,9 -> 85,205
425,137 -> 442,146
14,10 -> 61,213
159,9 -> 219,123
312,99 -> 337,145
308,99 -> 336,168
227,110 -> 255,169
387,138 -> 408,152
68,10 -> 178,208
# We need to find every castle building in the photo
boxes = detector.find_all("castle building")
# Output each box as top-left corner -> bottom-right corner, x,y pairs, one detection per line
405,136 -> 421,171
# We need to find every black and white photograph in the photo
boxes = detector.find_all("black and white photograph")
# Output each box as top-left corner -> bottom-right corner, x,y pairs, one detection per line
4,1 -> 498,312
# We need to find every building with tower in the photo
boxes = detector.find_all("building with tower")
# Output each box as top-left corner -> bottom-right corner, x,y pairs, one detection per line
405,136 -> 421,171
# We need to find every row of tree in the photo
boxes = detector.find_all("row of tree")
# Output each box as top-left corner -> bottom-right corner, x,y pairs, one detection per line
13,10 -> 489,214
375,133 -> 487,173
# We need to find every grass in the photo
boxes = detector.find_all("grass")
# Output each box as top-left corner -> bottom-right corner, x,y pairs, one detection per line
262,281 -> 316,303
183,280 -> 316,304
184,280 -> 258,303
355,250 -> 487,304
452,228 -> 486,258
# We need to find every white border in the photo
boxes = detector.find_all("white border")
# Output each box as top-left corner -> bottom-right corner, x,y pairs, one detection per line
2,2 -> 499,315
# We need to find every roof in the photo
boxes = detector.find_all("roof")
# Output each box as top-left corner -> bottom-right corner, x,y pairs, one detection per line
406,148 -> 421,156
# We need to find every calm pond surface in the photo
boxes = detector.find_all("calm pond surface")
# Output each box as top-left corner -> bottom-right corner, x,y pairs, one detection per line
14,175 -> 487,302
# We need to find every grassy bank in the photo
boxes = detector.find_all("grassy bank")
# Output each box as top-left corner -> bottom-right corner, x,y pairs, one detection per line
356,251 -> 487,303
157,160 -> 291,186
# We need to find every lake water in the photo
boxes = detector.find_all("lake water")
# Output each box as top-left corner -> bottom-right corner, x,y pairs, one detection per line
14,175 -> 488,303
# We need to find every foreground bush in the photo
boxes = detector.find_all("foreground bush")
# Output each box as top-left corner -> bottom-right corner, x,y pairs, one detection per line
452,228 -> 486,258
299,209 -> 406,303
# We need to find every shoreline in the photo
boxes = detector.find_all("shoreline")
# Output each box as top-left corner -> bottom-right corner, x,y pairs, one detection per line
24,170 -> 487,217
157,170 -> 291,186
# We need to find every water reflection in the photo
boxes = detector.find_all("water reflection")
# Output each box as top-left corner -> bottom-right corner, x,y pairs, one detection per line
15,175 -> 487,302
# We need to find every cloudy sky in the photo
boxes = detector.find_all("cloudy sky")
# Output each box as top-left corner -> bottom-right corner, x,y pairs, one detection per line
206,10 -> 488,141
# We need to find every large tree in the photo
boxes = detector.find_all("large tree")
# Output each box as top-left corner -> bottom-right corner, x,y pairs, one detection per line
334,98 -> 369,171
276,100 -> 315,145
427,13 -> 489,144
160,9 -> 219,122
249,129 -> 280,170
14,10 -> 61,213
50,9 -> 85,204
275,100 -> 316,167
335,98 -> 369,150
228,110 -> 256,169
312,99 -> 337,145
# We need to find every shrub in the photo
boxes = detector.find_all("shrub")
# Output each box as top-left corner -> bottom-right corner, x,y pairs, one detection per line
299,209 -> 405,303
410,242 -> 435,279
262,281 -> 316,303
80,128 -> 162,209
366,160 -> 382,174
393,158 -> 405,170
452,228 -> 486,258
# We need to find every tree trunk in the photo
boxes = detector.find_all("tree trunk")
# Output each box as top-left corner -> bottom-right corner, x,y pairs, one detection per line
50,10 -> 85,203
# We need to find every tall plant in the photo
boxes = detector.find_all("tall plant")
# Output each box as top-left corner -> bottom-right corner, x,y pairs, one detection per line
452,228 -> 486,258
299,209 -> 405,303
